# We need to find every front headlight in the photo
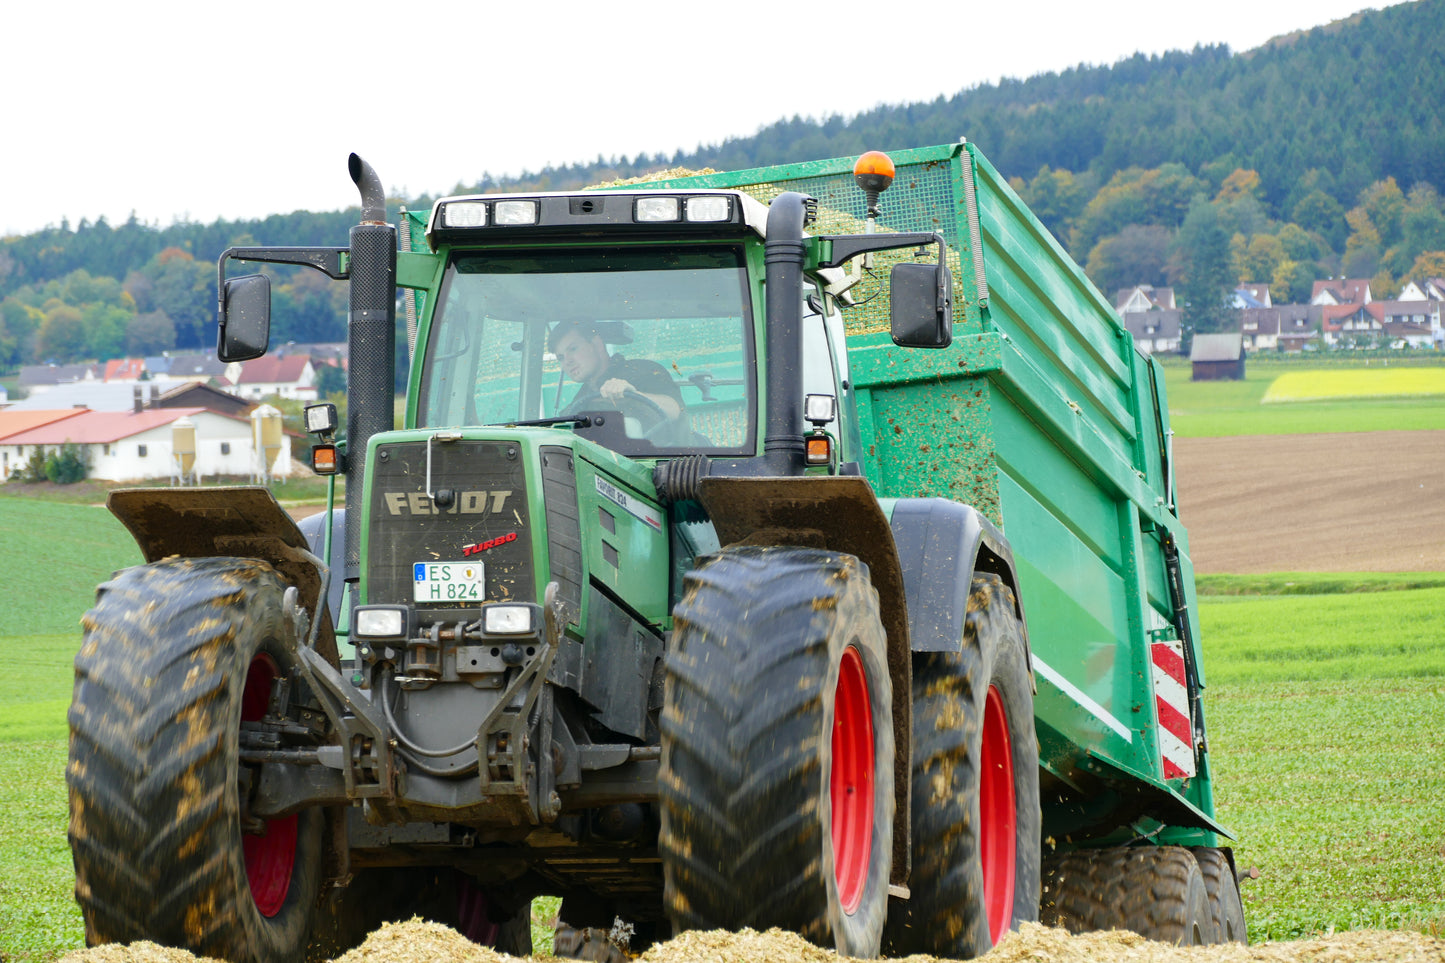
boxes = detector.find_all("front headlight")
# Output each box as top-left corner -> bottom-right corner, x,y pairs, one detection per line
354,606 -> 409,639
483,603 -> 536,635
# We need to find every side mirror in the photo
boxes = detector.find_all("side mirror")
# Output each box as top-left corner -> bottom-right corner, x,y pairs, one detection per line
890,262 -> 952,348
218,274 -> 272,362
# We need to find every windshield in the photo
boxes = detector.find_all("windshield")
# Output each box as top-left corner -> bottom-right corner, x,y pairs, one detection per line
419,247 -> 755,457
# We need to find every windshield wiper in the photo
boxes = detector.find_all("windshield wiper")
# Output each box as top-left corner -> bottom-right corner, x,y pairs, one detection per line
502,414 -> 598,429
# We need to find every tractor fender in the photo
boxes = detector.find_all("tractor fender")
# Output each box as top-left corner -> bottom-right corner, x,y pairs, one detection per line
889,498 -> 1032,671
296,507 -> 348,622
694,474 -> 911,885
107,486 -> 337,658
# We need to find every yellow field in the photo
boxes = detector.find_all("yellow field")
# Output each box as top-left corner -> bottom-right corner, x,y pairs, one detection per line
1262,367 -> 1445,402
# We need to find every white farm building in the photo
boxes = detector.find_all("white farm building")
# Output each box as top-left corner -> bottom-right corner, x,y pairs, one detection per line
0,407 -> 293,483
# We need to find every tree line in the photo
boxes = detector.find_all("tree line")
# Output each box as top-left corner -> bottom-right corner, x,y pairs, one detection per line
2,0 -> 1441,366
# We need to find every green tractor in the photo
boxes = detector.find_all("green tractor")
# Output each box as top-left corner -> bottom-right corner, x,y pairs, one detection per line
68,143 -> 1243,962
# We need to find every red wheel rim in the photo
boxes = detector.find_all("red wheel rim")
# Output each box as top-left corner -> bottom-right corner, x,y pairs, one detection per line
830,645 -> 875,914
979,684 -> 1017,944
241,652 -> 298,918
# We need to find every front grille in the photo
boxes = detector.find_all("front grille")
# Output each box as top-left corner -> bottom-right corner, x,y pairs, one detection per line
366,440 -> 534,612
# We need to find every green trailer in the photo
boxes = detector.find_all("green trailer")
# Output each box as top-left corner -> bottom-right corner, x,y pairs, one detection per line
66,142 -> 1241,963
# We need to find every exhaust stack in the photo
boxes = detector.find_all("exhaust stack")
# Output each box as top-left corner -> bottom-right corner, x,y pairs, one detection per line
342,154 -> 397,578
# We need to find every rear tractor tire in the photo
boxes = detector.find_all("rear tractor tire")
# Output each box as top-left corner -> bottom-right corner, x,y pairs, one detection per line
883,573 -> 1042,958
659,546 -> 895,957
67,557 -> 324,963
1041,845 -> 1216,946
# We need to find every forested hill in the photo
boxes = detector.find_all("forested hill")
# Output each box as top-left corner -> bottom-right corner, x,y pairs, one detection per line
491,0 -> 1443,220
3,0 -> 1442,368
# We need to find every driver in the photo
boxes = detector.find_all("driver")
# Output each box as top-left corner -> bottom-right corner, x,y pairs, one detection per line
550,320 -> 683,426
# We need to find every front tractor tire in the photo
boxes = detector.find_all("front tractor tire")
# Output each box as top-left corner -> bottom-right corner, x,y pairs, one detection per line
659,546 -> 894,958
67,557 -> 324,963
884,573 -> 1042,958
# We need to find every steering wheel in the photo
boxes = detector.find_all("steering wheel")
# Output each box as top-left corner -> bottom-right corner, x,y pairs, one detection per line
620,389 -> 690,446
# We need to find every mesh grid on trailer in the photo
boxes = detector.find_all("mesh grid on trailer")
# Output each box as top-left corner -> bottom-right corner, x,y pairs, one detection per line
604,146 -> 970,337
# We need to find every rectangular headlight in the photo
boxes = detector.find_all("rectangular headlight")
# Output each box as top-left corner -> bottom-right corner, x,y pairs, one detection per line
635,196 -> 681,222
354,606 -> 408,639
304,402 -> 338,434
442,201 -> 488,228
494,200 -> 539,225
483,604 -> 535,635
686,196 -> 731,222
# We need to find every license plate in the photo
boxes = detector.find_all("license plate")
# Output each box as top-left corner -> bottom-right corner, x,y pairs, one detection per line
412,561 -> 485,603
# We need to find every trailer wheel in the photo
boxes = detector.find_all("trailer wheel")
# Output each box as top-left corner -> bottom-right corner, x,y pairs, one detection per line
1041,846 -> 1216,945
881,573 -> 1040,958
660,546 -> 894,957
1192,848 -> 1247,943
67,557 -> 324,963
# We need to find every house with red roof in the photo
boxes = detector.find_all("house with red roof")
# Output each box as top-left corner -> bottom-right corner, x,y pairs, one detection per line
1320,303 -> 1387,347
0,409 -> 88,480
223,356 -> 317,401
103,358 -> 146,382
0,407 -> 292,482
1310,278 -> 1372,306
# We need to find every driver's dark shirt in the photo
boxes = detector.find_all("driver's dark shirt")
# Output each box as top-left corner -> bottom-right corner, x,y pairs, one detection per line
562,354 -> 683,417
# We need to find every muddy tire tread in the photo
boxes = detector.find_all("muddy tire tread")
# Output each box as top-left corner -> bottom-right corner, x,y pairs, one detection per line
659,546 -> 894,957
1041,845 -> 1216,946
68,557 -> 322,963
883,573 -> 1041,958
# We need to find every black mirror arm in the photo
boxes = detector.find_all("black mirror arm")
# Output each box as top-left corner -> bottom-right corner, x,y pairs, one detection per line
817,231 -> 949,308
216,246 -> 350,313
816,232 -> 945,269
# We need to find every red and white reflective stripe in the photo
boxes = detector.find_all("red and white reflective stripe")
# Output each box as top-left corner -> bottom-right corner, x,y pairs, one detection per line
1151,639 -> 1195,779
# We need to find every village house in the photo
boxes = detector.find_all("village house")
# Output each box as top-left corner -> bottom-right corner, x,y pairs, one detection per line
0,407 -> 292,483
1398,278 -> 1445,301
1116,285 -> 1181,353
1310,278 -> 1372,306
0,409 -> 87,480
1239,305 -> 1316,351
159,352 -> 230,384
1114,285 -> 1175,313
1232,283 -> 1272,309
103,358 -> 146,383
17,363 -> 99,396
1122,309 -> 1183,354
1373,299 -> 1443,345
223,355 -> 318,401
150,381 -> 257,418
1320,303 -> 1386,346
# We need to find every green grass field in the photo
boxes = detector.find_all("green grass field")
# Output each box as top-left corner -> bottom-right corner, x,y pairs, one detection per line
1160,362 -> 1445,437
3,496 -> 1444,956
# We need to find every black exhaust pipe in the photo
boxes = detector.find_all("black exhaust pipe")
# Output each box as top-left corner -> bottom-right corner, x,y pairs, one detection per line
761,192 -> 811,475
343,154 -> 397,578
349,153 -> 388,226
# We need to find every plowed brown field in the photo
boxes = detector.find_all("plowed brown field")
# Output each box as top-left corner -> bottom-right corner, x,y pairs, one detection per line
1173,431 -> 1445,573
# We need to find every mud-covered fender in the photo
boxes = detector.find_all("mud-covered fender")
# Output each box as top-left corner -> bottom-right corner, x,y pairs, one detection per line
107,486 -> 337,658
889,498 -> 1032,671
694,474 -> 911,885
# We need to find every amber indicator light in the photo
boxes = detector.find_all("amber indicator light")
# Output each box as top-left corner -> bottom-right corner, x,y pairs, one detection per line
311,444 -> 339,475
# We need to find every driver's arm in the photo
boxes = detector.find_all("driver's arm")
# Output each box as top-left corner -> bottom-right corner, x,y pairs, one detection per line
598,378 -> 682,420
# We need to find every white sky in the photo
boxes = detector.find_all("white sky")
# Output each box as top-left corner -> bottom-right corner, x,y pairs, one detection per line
1,0 -> 1384,238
